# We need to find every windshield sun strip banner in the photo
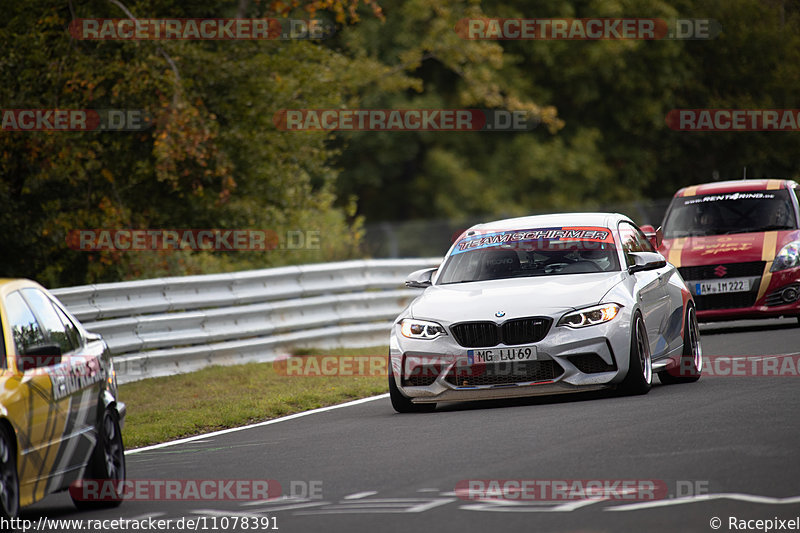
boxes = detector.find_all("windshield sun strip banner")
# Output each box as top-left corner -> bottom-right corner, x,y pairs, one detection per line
452,226 -> 614,255
681,192 -> 777,205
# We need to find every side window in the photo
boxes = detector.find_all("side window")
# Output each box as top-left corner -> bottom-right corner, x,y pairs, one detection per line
619,223 -> 642,267
21,288 -> 77,354
5,291 -> 46,355
0,309 -> 5,369
53,303 -> 81,350
618,222 -> 654,266
634,226 -> 655,253
793,186 -> 800,223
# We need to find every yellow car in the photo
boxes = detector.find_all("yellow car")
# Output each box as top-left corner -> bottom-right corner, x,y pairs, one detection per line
0,279 -> 126,518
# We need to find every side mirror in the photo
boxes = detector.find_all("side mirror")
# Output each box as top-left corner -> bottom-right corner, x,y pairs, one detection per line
405,267 -> 437,289
19,344 -> 63,372
640,225 -> 664,250
628,252 -> 667,274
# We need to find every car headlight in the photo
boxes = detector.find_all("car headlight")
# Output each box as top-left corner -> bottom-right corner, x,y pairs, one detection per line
558,303 -> 622,328
399,319 -> 447,340
771,241 -> 800,272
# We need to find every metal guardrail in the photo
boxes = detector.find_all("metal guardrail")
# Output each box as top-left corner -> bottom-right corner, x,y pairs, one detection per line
52,258 -> 439,383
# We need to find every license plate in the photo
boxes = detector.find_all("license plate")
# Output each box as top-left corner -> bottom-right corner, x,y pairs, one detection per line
468,346 -> 538,364
695,278 -> 751,295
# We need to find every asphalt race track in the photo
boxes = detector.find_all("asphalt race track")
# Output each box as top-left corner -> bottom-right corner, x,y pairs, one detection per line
25,318 -> 800,533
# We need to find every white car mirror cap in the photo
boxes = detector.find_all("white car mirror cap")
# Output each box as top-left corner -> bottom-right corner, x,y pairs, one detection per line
629,252 -> 667,274
405,267 -> 437,288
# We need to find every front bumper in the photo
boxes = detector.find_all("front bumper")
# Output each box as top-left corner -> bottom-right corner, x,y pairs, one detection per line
390,315 -> 632,404
688,267 -> 800,321
405,380 -> 609,403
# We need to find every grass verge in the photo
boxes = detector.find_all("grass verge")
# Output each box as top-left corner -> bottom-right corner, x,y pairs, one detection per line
119,346 -> 389,449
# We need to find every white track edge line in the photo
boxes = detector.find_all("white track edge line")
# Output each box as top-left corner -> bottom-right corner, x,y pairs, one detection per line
126,394 -> 389,455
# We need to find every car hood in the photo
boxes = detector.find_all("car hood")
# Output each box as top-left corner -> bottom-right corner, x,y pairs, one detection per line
660,230 -> 800,267
410,272 -> 626,323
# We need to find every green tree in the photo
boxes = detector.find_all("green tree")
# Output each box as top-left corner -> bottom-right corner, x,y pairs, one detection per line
0,0 -> 393,286
331,0 -> 800,222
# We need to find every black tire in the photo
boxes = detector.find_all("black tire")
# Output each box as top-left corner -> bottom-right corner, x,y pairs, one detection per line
71,408 -> 126,510
659,306 -> 702,384
389,369 -> 436,413
618,312 -> 653,395
0,425 -> 20,519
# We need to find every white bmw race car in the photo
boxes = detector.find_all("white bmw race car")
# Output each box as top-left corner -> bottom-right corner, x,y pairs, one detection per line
389,213 -> 702,413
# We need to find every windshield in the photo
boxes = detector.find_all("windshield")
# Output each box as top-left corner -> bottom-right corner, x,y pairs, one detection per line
438,227 -> 620,284
663,190 -> 797,238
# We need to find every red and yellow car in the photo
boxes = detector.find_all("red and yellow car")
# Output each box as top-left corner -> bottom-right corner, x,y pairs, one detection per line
649,179 -> 800,322
0,279 -> 126,518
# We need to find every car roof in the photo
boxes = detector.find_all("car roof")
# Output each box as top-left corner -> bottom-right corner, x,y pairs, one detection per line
466,212 -> 628,233
0,278 -> 47,298
0,278 -> 43,289
675,179 -> 798,197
